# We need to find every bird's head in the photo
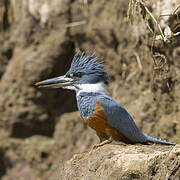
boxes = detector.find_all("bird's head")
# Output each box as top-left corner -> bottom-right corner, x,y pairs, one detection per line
36,52 -> 108,94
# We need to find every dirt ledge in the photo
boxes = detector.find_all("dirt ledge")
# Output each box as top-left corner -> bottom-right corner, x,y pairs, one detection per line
60,144 -> 180,180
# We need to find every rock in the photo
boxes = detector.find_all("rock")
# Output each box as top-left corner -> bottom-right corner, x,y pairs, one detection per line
60,144 -> 180,180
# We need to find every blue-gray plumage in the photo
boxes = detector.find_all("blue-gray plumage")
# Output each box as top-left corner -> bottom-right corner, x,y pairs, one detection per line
36,52 -> 176,145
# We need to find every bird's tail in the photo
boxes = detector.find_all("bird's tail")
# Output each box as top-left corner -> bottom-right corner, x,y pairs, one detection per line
143,133 -> 176,145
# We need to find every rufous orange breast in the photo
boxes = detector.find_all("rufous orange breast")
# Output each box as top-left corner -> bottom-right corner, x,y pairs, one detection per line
81,102 -> 131,143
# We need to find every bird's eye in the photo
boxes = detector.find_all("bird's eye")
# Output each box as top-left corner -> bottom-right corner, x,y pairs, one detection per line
74,72 -> 82,78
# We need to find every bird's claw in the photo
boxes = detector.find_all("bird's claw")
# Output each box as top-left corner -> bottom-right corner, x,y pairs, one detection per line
92,136 -> 113,149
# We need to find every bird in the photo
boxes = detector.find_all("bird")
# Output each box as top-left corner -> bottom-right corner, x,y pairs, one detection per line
36,51 -> 176,146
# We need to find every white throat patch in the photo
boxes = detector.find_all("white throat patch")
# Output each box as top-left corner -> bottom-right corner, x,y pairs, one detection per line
76,82 -> 108,96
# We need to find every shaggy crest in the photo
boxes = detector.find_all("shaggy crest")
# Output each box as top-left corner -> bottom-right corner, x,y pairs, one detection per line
71,51 -> 105,72
66,51 -> 108,84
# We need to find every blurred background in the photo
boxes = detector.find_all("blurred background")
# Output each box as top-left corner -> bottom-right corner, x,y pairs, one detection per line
0,0 -> 179,179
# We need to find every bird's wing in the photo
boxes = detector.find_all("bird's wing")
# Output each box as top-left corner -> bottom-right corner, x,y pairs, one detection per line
97,95 -> 147,143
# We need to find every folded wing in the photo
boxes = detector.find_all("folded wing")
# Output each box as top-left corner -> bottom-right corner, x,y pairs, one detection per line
97,95 -> 147,143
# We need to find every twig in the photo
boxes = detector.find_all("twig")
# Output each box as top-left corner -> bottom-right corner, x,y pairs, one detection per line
139,0 -> 166,42
63,20 -> 86,28
126,70 -> 137,81
127,0 -> 133,20
145,22 -> 154,34
134,53 -> 142,71
173,4 -> 180,15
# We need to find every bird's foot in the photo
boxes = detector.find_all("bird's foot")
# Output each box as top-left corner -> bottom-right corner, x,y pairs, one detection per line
92,136 -> 113,149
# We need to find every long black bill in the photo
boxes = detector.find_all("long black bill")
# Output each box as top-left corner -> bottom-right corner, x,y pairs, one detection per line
35,75 -> 74,88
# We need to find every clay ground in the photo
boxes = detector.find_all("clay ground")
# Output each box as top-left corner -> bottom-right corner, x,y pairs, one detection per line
0,0 -> 179,179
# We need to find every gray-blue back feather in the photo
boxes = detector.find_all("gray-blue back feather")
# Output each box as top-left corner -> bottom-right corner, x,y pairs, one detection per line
97,95 -> 175,144
97,95 -> 148,143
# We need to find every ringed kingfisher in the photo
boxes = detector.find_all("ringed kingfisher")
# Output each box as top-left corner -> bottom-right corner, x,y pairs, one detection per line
36,52 -> 175,146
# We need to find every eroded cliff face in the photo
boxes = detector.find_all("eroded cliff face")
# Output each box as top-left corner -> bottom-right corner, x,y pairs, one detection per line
60,144 -> 180,180
0,0 -> 179,179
